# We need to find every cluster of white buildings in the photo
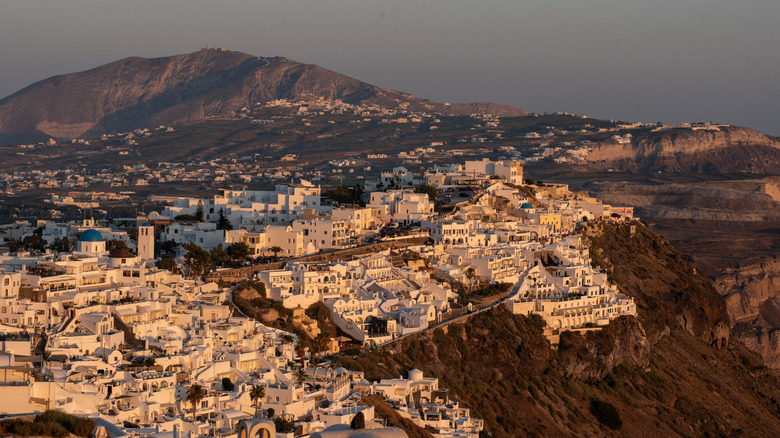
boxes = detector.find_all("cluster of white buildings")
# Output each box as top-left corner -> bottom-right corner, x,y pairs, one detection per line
152,182 -> 435,256
0,221 -> 482,438
248,171 -> 635,348
0,157 -> 646,437
258,252 -> 458,346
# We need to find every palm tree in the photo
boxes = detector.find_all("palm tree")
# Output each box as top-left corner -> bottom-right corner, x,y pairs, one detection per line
313,332 -> 331,356
294,368 -> 307,388
186,384 -> 205,420
249,384 -> 265,418
465,267 -> 477,293
269,246 -> 282,259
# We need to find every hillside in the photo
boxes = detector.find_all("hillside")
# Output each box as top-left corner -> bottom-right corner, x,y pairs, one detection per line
0,49 -> 525,144
332,222 -> 780,437
586,126 -> 780,174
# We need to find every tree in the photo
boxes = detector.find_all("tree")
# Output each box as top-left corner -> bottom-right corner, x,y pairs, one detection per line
273,417 -> 295,433
159,240 -> 177,257
48,237 -> 73,253
217,209 -> 233,230
209,246 -> 229,267
414,184 -> 438,201
324,185 -> 365,206
250,385 -> 266,418
269,246 -> 282,259
313,332 -> 331,356
227,242 -> 251,260
221,377 -> 234,392
294,368 -> 307,388
106,239 -> 128,253
182,243 -> 213,277
21,234 -> 46,252
186,384 -> 205,420
465,267 -> 477,293
195,200 -> 204,221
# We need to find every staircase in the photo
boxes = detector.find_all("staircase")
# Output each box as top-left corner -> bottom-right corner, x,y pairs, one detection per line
111,313 -> 146,350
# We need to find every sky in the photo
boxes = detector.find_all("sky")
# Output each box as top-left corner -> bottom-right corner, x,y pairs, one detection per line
1,0 -> 778,135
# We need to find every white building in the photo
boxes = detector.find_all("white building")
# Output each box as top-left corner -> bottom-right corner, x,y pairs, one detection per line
369,190 -> 434,225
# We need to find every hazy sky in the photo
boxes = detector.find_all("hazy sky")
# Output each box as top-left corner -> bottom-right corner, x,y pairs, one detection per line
1,0 -> 778,135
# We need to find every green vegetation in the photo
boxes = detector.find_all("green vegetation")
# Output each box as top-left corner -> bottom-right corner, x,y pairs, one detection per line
182,242 -> 214,277
324,185 -> 365,206
48,236 -> 74,253
227,241 -> 251,259
186,384 -> 205,420
0,411 -> 96,437
156,255 -> 178,273
217,209 -> 233,230
273,417 -> 295,433
222,377 -> 235,391
250,384 -> 266,418
589,399 -> 622,430
174,213 -> 198,221
414,184 -> 438,201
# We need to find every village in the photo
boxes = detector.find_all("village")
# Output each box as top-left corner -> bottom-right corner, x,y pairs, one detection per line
0,158 -> 637,437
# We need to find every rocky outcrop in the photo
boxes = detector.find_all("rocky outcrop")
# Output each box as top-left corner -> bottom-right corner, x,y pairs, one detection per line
717,257 -> 780,324
557,316 -> 650,382
586,126 -> 780,174
0,49 -> 525,144
585,222 -> 730,348
717,256 -> 780,369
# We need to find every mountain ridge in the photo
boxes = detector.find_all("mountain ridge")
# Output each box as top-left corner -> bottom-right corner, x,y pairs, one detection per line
0,49 -> 526,144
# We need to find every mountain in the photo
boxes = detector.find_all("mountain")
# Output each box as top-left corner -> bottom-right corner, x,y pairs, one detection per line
0,49 -> 525,144
586,126 -> 780,174
333,222 -> 780,437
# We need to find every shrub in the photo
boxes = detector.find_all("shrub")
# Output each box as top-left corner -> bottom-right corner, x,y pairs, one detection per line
0,411 -> 96,437
222,377 -> 235,391
589,399 -> 622,430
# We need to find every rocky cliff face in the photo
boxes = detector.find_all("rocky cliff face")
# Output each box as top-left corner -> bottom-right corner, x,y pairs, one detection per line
587,177 -> 780,369
717,257 -> 780,370
586,126 -> 780,174
557,316 -> 650,382
585,222 -> 730,348
0,49 -> 525,144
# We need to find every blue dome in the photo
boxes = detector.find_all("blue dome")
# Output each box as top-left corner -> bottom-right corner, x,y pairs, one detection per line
79,229 -> 103,242
520,203 -> 534,209
140,222 -> 152,227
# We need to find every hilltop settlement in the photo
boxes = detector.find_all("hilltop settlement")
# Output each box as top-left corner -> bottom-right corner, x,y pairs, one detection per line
0,159 -> 637,437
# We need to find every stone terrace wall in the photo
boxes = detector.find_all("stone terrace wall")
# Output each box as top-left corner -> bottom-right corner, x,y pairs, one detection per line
206,236 -> 430,283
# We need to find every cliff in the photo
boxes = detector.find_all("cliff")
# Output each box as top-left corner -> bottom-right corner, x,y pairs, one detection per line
0,49 -> 525,144
586,126 -> 780,174
333,222 -> 780,437
717,256 -> 780,370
